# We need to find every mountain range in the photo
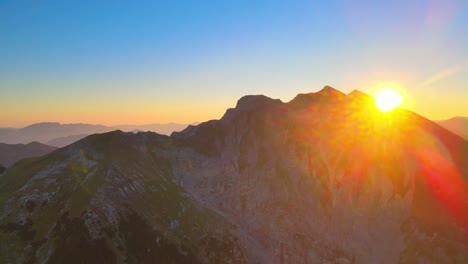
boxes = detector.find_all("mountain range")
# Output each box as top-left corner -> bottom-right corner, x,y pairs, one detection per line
0,122 -> 196,147
0,86 -> 466,263
436,117 -> 468,140
0,142 -> 57,168
1,118 -> 464,149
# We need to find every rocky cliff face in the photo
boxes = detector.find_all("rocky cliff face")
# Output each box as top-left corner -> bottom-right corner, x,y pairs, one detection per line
0,87 -> 467,263
171,87 -> 467,263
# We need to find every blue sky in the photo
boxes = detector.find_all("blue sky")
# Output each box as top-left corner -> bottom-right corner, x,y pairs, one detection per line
1,0 -> 467,126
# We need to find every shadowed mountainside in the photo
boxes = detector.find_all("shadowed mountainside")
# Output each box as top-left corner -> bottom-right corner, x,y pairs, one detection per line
437,117 -> 468,140
0,142 -> 57,167
0,86 -> 466,263
45,134 -> 89,148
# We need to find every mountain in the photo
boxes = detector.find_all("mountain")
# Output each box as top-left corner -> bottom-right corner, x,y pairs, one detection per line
114,123 -> 198,136
0,86 -> 466,263
0,133 -> 249,264
0,122 -> 195,147
46,134 -> 90,148
0,142 -> 57,167
0,123 -> 110,145
437,117 -> 468,140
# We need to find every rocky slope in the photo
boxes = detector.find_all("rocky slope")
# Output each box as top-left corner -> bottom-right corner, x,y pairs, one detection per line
0,86 -> 467,263
0,132 -> 250,263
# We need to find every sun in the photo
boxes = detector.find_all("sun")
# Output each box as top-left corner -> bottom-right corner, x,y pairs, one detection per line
374,88 -> 403,112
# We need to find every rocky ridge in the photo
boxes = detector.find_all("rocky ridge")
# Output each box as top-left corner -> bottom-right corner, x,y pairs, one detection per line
0,86 -> 467,263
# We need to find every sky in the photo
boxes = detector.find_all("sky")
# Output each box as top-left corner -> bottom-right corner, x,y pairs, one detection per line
1,0 -> 467,127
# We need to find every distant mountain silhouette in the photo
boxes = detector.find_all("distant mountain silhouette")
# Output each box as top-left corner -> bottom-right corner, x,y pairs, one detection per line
436,116 -> 468,140
114,123 -> 198,135
45,134 -> 90,147
0,122 -> 196,146
0,142 -> 57,167
0,87 -> 466,263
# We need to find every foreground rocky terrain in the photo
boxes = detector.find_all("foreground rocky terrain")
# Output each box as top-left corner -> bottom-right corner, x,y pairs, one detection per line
0,87 -> 466,263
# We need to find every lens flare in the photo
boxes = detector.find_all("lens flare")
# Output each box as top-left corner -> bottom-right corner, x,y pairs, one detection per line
374,89 -> 403,112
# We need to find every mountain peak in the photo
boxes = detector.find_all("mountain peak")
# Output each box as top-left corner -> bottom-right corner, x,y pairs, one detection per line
448,116 -> 468,121
215,94 -> 284,124
235,95 -> 282,111
318,85 -> 345,97
288,86 -> 345,108
347,90 -> 373,102
1,88 -> 467,263
23,122 -> 61,129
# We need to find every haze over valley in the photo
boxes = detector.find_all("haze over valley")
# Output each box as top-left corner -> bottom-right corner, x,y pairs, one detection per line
0,122 -> 196,147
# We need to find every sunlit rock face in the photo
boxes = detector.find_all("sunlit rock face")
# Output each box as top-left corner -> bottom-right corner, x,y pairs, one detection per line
171,86 -> 467,264
1,86 -> 467,263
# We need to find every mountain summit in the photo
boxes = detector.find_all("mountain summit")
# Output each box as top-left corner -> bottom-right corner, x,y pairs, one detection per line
0,87 -> 467,263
